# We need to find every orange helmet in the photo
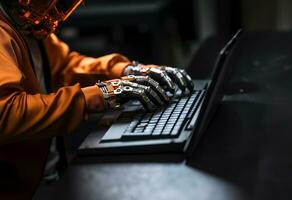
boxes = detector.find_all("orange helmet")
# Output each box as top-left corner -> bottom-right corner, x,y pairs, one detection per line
15,0 -> 84,37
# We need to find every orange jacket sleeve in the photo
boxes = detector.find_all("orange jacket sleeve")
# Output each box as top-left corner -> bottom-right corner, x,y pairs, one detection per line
44,34 -> 131,87
0,25 -> 89,144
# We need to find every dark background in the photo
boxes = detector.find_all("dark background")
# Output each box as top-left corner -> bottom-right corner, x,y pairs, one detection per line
57,0 -> 292,67
59,0 -> 292,68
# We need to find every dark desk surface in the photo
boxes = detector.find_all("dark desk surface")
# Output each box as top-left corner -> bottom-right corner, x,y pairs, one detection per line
35,32 -> 292,200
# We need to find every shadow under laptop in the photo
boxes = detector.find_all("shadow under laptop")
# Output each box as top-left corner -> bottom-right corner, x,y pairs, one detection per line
186,100 -> 266,195
186,100 -> 292,200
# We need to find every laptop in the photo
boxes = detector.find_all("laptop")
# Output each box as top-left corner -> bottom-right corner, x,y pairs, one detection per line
78,30 -> 242,156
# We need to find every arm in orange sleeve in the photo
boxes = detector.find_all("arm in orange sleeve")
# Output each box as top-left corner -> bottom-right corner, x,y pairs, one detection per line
0,27 -> 104,145
44,34 -> 131,87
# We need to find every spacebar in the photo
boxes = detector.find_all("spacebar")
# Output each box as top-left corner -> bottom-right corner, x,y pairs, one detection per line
121,132 -> 174,141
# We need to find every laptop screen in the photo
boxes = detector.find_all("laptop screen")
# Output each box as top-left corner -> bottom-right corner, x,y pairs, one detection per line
185,30 -> 243,156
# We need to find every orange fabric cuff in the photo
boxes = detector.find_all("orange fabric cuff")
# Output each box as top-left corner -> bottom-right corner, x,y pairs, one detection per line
81,85 -> 105,113
109,61 -> 131,79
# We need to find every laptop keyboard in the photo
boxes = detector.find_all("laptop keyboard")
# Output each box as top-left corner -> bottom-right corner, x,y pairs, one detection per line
120,90 -> 203,141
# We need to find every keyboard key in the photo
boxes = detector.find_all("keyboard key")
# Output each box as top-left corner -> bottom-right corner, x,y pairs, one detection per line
171,128 -> 181,136
152,130 -> 162,135
162,131 -> 171,135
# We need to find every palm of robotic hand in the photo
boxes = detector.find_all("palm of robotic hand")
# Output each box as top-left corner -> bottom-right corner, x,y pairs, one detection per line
123,62 -> 194,93
96,76 -> 169,111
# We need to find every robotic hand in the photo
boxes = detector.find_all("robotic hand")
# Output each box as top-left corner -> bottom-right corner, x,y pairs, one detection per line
123,61 -> 194,94
96,76 -> 169,111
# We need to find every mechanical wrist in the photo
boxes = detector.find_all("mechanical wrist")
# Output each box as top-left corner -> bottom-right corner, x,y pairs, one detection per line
96,81 -> 118,110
